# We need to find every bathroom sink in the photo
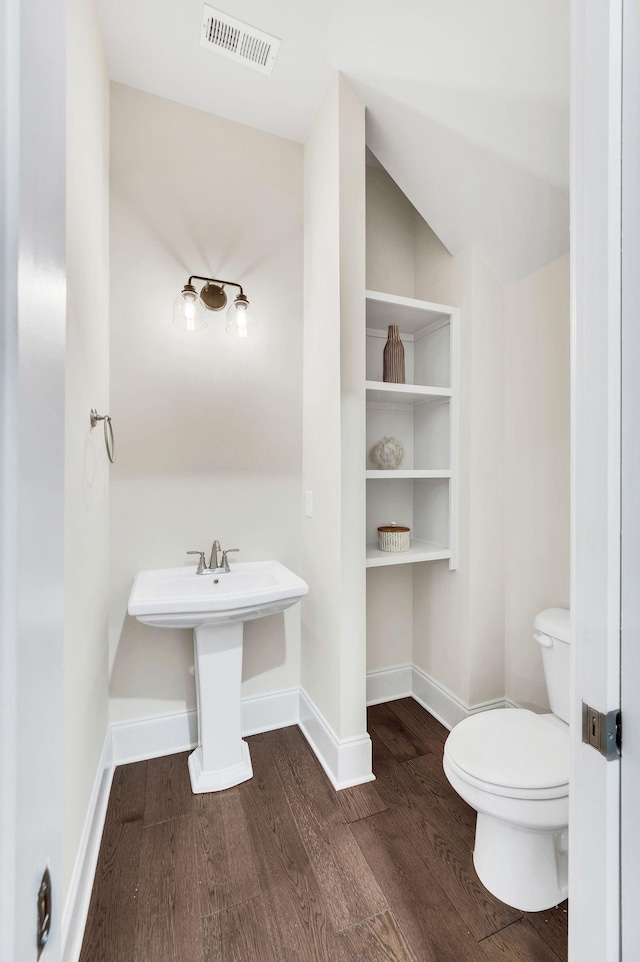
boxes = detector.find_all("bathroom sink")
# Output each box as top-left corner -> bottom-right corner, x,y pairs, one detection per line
128,560 -> 309,628
128,557 -> 309,794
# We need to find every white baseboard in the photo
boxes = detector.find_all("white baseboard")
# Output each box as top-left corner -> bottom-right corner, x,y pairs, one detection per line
469,696 -> 507,714
61,728 -> 114,962
366,665 -> 412,705
366,662 -> 506,731
505,696 -> 551,714
411,663 -> 506,730
110,687 -> 301,766
111,707 -> 197,765
241,687 -> 300,736
298,688 -> 374,790
410,665 -> 471,730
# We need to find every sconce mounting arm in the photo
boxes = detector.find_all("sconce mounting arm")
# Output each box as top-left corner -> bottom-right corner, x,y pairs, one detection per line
188,275 -> 244,296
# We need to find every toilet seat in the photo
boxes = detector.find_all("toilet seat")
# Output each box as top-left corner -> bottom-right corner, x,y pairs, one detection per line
444,754 -> 568,801
444,709 -> 569,800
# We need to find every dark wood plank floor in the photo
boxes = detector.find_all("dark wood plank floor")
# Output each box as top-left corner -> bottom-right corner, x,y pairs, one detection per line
80,699 -> 568,962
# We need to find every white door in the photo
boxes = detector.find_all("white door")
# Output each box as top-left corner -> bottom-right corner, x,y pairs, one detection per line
0,0 -> 66,959
570,1 -> 623,960
620,0 -> 640,956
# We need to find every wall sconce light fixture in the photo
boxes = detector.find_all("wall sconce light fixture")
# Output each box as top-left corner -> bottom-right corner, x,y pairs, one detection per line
173,275 -> 255,337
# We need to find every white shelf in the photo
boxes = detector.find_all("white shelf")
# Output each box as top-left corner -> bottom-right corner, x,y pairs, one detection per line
366,539 -> 451,568
363,287 -> 458,571
365,290 -> 452,336
366,469 -> 451,480
365,380 -> 451,405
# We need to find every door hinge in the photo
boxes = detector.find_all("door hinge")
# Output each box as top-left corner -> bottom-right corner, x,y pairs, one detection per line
582,702 -> 621,760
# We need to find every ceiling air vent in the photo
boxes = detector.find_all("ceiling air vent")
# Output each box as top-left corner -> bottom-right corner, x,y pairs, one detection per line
200,6 -> 281,75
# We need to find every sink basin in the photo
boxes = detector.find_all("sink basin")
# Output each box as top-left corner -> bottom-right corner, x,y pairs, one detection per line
128,559 -> 308,794
128,560 -> 309,628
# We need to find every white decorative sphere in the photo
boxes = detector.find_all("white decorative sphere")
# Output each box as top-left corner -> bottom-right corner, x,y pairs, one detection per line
370,435 -> 404,470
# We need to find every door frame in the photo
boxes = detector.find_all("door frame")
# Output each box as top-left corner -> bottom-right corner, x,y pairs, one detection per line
0,0 -> 21,948
0,0 -> 67,958
620,0 -> 640,956
570,1 -> 623,959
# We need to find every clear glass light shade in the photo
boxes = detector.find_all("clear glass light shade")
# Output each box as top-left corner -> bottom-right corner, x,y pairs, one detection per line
226,297 -> 256,338
173,289 -> 207,331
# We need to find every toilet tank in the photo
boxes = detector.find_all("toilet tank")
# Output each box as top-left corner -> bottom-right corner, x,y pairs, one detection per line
534,608 -> 571,723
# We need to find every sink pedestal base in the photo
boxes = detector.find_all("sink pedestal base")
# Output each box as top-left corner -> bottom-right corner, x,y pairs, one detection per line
188,740 -> 252,794
188,620 -> 253,794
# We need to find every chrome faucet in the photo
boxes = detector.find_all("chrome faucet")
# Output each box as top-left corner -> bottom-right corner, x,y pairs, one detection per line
187,542 -> 239,574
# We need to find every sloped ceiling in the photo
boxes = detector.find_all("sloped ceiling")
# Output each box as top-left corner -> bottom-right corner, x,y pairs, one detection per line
98,0 -> 569,285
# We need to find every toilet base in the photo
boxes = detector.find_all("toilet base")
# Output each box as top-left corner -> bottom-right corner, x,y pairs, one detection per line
474,813 -> 568,912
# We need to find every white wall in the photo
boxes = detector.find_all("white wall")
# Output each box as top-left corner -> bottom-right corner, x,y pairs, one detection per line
64,0 -> 110,895
412,238 -> 507,708
109,84 -> 304,722
301,75 -> 367,739
366,567 -> 414,672
504,254 -> 570,708
411,223 -> 567,711
465,251 -> 507,706
301,78 -> 342,731
366,165 -> 416,298
338,78 -> 368,739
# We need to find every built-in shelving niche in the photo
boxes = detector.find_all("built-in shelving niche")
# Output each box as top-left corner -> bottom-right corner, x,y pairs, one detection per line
365,290 -> 458,569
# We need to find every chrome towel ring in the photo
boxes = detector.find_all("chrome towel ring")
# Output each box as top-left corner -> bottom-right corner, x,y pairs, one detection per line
90,409 -> 115,464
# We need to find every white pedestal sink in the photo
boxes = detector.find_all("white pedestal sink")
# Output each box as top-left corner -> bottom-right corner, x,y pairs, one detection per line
128,560 -> 308,793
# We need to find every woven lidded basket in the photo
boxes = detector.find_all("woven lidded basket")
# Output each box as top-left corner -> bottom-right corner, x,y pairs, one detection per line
377,524 -> 411,552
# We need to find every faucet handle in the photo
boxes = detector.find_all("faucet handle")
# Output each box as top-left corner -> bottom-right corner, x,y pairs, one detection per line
221,548 -> 239,572
187,551 -> 207,575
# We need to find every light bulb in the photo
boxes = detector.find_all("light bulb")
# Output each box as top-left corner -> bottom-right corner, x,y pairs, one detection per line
226,294 -> 256,338
173,285 -> 207,331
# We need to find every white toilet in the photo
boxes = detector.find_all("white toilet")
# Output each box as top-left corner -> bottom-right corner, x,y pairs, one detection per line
443,608 -> 570,912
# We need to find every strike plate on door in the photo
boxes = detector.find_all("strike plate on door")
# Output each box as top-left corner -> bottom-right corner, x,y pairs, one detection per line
582,702 -> 621,760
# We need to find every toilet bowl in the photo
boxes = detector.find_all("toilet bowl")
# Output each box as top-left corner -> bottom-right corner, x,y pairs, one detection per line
443,608 -> 571,912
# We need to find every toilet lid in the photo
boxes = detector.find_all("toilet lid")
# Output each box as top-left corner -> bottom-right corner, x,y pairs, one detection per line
444,709 -> 569,791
